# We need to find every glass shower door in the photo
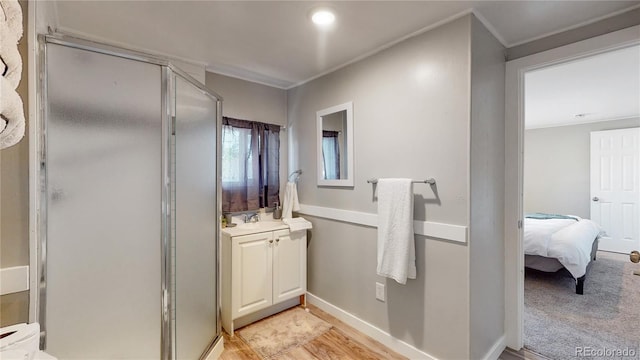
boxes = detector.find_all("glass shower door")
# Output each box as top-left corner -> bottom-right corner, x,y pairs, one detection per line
44,43 -> 163,359
42,37 -> 221,360
173,74 -> 219,359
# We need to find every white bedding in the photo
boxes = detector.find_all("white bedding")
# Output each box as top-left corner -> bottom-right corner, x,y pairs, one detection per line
524,216 -> 601,278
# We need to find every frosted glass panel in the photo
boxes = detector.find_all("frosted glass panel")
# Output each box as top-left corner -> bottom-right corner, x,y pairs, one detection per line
45,44 -> 162,359
174,75 -> 218,359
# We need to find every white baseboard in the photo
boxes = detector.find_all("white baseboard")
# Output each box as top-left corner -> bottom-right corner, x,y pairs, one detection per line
482,334 -> 506,360
0,266 -> 30,295
306,292 -> 437,360
204,335 -> 224,360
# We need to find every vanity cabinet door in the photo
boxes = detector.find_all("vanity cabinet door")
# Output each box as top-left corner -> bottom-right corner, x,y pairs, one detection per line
232,231 -> 274,317
273,229 -> 307,303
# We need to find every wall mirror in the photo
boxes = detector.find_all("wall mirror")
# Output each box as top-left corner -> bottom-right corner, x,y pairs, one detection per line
316,101 -> 354,187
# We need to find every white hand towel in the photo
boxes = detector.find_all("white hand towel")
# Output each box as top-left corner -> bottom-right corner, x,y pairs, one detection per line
376,178 -> 416,284
0,75 -> 25,149
283,217 -> 313,232
282,181 -> 300,219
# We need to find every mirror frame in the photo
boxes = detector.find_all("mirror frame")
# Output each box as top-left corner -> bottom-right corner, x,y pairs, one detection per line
316,101 -> 354,187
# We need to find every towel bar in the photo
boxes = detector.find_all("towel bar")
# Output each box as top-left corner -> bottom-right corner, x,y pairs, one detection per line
367,178 -> 435,185
288,169 -> 302,181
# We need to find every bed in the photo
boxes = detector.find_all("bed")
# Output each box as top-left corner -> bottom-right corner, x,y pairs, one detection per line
524,213 -> 601,294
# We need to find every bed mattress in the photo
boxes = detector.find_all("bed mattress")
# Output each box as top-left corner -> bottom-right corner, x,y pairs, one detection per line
525,237 -> 599,274
524,215 -> 601,278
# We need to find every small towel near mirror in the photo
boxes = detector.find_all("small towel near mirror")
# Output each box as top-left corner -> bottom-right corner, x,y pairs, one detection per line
283,217 -> 312,232
282,182 -> 300,219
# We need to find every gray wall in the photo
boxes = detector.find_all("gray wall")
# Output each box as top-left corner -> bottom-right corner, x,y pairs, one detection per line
506,7 -> 640,60
1,0 -> 30,327
288,16 -> 475,359
524,118 -> 640,218
469,16 -> 506,360
205,72 -> 288,205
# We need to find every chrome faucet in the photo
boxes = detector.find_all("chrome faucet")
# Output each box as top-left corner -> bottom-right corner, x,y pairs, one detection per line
244,213 -> 260,223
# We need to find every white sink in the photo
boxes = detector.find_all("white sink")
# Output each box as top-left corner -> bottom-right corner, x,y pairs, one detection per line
222,220 -> 288,236
237,222 -> 261,229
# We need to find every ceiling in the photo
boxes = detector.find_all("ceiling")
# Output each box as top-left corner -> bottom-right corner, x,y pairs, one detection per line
52,1 -> 640,89
525,44 -> 640,129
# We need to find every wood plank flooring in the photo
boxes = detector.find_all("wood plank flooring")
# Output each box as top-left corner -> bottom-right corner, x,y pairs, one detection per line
500,347 -> 554,360
220,304 -> 407,360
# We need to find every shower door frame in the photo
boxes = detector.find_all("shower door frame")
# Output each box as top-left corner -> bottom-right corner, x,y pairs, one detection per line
34,33 -> 223,360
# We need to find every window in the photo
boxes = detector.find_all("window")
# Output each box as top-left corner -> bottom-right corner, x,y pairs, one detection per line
221,117 -> 280,212
322,130 -> 340,180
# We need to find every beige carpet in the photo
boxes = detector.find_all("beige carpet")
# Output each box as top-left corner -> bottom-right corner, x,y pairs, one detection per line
237,307 -> 332,358
524,252 -> 640,359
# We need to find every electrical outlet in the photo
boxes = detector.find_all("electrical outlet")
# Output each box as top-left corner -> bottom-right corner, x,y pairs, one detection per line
375,282 -> 385,302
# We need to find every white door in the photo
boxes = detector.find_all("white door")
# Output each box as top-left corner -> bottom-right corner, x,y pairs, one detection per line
232,231 -> 273,317
591,127 -> 640,253
272,229 -> 306,303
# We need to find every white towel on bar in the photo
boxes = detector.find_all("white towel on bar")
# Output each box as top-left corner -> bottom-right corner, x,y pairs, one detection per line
283,217 -> 313,232
0,0 -> 25,150
282,181 -> 300,219
0,75 -> 25,149
376,178 -> 416,284
1,0 -> 23,40
1,0 -> 24,89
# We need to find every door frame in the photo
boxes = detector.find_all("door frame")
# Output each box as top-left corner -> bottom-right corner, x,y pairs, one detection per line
504,25 -> 640,350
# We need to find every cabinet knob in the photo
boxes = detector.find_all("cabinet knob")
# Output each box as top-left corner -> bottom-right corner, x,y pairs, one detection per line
275,238 -> 280,242
268,239 -> 274,244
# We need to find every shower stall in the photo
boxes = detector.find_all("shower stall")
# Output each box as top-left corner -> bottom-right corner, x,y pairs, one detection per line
36,34 -> 221,359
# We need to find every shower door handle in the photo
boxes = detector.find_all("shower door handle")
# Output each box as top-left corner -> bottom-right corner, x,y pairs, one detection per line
51,187 -> 65,203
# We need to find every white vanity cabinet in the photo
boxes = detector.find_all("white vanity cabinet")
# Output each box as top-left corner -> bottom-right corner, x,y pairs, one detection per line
222,225 -> 307,335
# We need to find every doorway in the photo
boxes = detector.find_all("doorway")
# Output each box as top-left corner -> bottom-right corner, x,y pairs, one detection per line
504,25 -> 640,352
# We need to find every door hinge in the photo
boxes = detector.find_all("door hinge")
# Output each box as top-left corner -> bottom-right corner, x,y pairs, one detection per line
171,116 -> 176,136
517,220 -> 523,229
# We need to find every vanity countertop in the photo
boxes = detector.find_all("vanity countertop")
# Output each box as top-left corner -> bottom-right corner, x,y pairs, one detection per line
222,220 -> 289,237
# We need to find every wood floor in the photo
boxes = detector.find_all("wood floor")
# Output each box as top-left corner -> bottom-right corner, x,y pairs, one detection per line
220,304 -> 407,360
500,347 -> 554,360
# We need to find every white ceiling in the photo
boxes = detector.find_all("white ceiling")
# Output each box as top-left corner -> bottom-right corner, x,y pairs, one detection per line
525,44 -> 640,129
52,1 -> 640,89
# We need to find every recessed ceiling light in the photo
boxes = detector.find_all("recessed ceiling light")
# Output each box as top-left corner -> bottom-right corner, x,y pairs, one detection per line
311,9 -> 335,26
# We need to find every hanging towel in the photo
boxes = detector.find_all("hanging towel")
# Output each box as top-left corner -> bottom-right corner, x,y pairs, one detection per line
376,178 -> 416,284
0,0 -> 23,40
0,0 -> 24,150
283,217 -> 313,232
0,25 -> 22,89
0,75 -> 25,149
282,181 -> 300,219
0,0 -> 23,89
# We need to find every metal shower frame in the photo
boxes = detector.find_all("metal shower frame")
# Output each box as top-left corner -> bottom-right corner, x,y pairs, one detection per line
36,32 -> 223,360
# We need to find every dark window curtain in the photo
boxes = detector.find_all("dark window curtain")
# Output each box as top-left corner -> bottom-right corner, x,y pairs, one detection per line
322,130 -> 340,180
222,117 -> 280,212
260,123 -> 280,209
